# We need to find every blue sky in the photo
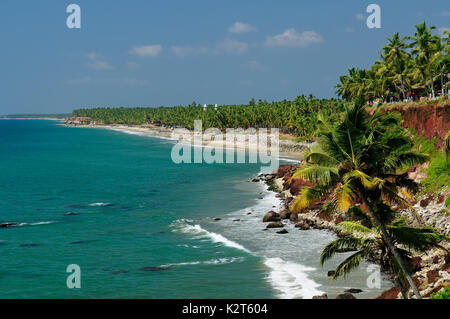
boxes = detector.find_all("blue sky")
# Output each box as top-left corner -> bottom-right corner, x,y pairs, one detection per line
0,0 -> 449,114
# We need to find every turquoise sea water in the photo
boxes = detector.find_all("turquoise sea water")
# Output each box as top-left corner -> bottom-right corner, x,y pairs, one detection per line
0,120 -> 392,299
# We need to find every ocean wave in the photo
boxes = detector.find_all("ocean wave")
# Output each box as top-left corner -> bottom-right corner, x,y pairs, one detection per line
171,219 -> 251,253
110,128 -> 177,141
278,157 -> 300,163
88,202 -> 112,207
29,221 -> 56,226
162,257 -> 245,268
264,257 -> 323,299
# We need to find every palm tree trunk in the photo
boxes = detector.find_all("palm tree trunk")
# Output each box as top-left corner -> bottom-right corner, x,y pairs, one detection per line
361,196 -> 422,299
395,277 -> 409,299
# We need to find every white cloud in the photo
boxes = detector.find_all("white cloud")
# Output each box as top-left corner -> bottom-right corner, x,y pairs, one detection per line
356,13 -> 365,20
215,39 -> 248,54
130,45 -> 162,57
228,22 -> 256,33
85,53 -> 112,70
265,28 -> 323,47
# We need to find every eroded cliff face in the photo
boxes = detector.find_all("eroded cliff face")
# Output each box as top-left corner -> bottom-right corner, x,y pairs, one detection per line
381,100 -> 450,146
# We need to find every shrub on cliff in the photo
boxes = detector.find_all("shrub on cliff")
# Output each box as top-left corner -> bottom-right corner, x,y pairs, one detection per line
429,286 -> 450,299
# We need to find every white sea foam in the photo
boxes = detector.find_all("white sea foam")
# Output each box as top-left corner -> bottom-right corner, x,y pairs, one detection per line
278,157 -> 300,163
162,257 -> 244,268
89,202 -> 111,207
264,257 -> 323,299
171,220 -> 251,253
29,221 -> 56,226
111,128 -> 177,141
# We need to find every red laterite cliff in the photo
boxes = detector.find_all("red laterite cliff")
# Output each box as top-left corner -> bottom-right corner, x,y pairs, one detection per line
380,99 -> 450,147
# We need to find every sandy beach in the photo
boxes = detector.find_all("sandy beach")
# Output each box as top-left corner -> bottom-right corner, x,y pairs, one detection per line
66,123 -> 312,157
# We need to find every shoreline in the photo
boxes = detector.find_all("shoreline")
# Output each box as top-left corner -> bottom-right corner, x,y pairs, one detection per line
64,123 -> 311,157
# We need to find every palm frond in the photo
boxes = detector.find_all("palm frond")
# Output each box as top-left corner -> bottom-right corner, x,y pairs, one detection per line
332,248 -> 374,280
348,205 -> 373,228
305,151 -> 339,167
388,226 -> 450,252
335,182 -> 357,211
320,237 -> 368,265
338,221 -> 375,235
344,170 -> 377,189
291,185 -> 324,212
291,165 -> 338,185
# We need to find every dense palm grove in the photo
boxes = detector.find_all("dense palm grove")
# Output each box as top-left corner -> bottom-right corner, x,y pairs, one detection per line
73,95 -> 347,139
336,22 -> 449,102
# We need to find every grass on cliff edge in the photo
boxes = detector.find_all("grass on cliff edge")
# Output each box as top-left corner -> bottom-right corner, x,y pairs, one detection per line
429,286 -> 450,299
414,135 -> 450,195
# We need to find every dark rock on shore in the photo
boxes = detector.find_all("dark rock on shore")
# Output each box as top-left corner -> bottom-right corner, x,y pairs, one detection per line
279,208 -> 291,220
295,221 -> 310,230
277,164 -> 296,178
276,229 -> 289,234
214,218 -> 222,221
312,294 -> 328,299
287,178 -> 315,196
336,293 -> 357,300
263,174 -> 277,181
420,197 -> 433,208
426,269 -> 440,284
376,286 -> 401,299
345,288 -> 363,294
410,256 -> 422,272
266,222 -> 284,229
263,211 -> 281,222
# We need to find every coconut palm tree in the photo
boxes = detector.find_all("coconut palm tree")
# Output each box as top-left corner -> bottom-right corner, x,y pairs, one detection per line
382,33 -> 412,100
430,40 -> 450,97
321,205 -> 448,298
290,99 -> 429,298
408,22 -> 441,98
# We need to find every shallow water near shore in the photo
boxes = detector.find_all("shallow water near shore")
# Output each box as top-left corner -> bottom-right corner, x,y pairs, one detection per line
0,120 -> 392,298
